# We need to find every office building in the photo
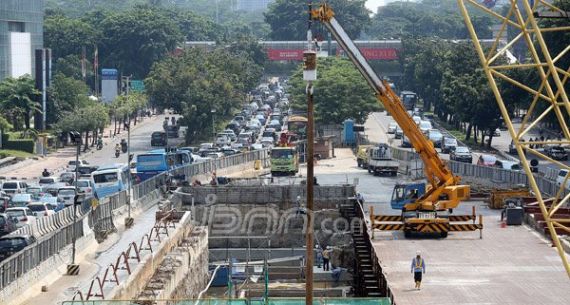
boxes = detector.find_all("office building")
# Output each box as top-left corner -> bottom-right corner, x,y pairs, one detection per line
0,0 -> 45,81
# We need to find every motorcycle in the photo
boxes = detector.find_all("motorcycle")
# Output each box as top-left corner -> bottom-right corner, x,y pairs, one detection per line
97,139 -> 103,150
121,139 -> 128,153
115,149 -> 121,158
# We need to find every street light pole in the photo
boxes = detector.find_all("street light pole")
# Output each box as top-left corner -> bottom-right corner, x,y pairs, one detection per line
211,109 -> 216,143
67,131 -> 81,275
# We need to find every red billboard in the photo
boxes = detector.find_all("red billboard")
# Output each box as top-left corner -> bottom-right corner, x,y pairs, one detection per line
337,48 -> 398,60
267,49 -> 305,61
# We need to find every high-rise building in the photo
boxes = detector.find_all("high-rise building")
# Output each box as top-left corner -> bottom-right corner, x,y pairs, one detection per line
236,0 -> 274,12
0,0 -> 45,81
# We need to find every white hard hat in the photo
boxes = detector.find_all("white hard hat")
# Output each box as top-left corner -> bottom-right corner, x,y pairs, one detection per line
416,250 -> 421,256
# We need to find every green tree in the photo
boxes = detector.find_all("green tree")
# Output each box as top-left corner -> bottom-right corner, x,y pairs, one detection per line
47,73 -> 91,125
288,57 -> 381,124
99,5 -> 183,77
146,48 -> 261,142
265,0 -> 370,40
0,77 -> 41,130
44,14 -> 99,59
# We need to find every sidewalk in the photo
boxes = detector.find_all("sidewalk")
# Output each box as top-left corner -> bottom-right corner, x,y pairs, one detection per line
0,115 -> 161,181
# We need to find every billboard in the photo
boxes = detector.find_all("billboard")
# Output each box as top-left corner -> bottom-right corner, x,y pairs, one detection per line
337,48 -> 398,60
101,68 -> 118,103
10,32 -> 32,77
267,49 -> 305,61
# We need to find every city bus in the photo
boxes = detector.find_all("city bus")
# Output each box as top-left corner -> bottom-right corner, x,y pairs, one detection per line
270,147 -> 299,176
287,115 -> 308,140
135,149 -> 191,182
91,164 -> 130,199
400,91 -> 418,111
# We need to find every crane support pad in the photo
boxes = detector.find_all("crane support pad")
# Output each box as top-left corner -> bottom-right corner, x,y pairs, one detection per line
449,215 -> 477,222
449,224 -> 483,231
372,223 -> 405,231
373,215 -> 403,222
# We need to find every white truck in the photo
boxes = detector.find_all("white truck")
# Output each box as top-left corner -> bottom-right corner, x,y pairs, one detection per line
367,144 -> 399,176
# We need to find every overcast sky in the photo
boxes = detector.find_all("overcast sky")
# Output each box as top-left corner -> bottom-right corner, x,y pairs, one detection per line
365,0 -> 393,13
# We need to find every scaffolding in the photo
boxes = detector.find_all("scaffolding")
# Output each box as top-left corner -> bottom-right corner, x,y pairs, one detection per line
457,0 -> 570,278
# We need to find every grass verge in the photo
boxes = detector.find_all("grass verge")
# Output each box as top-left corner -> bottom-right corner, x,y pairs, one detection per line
0,149 -> 34,159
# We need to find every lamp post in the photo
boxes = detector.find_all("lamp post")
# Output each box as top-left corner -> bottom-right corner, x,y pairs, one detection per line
125,119 -> 133,228
67,131 -> 81,275
211,109 -> 216,143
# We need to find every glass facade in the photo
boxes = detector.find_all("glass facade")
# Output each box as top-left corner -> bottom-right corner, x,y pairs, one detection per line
0,0 -> 45,81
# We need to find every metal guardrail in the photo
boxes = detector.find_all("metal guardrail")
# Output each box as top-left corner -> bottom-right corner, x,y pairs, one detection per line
0,149 -> 268,292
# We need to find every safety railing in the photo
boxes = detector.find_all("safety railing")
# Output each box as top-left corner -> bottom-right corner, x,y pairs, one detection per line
0,149 -> 268,293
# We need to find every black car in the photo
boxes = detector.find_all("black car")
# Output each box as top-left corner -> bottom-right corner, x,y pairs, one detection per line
151,131 -> 168,146
450,146 -> 473,163
544,145 -> 568,161
0,234 -> 36,261
0,214 -> 18,236
77,165 -> 99,175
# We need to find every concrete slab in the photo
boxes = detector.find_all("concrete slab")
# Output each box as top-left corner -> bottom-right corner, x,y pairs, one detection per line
372,204 -> 570,305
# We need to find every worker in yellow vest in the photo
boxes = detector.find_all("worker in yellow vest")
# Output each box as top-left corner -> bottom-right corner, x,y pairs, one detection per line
411,250 -> 426,290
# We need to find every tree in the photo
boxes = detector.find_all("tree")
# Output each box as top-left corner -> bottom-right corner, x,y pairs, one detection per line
44,15 -> 99,59
0,77 -> 41,130
265,0 -> 370,40
146,48 -> 262,142
98,5 -> 183,78
47,73 -> 91,125
288,57 -> 381,125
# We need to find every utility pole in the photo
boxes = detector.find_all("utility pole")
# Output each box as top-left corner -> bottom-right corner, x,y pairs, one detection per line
67,131 -> 81,276
303,5 -> 318,302
123,75 -> 134,228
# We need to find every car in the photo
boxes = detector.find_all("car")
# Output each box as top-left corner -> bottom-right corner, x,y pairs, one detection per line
57,187 -> 77,207
0,234 -> 37,261
401,135 -> 412,148
494,160 -> 522,171
179,146 -> 199,153
262,130 -> 277,142
238,132 -> 254,143
151,131 -> 168,146
261,137 -> 275,148
77,165 -> 99,176
450,146 -> 473,163
42,183 -> 68,197
38,177 -> 58,186
234,116 -> 246,127
5,207 -> 36,228
412,116 -> 422,126
394,126 -> 404,139
419,121 -> 432,134
477,154 -> 497,167
206,152 -> 224,159
199,143 -> 214,151
27,202 -> 56,217
544,145 -> 568,160
1,181 -> 28,197
387,122 -> 397,134
76,179 -> 94,196
67,160 -> 88,171
220,148 -> 240,156
251,143 -> 264,150
441,136 -> 458,154
215,135 -> 231,147
59,172 -> 77,185
165,125 -> 180,138
8,194 -> 33,207
25,186 -> 42,198
222,130 -> 237,142
0,196 -> 9,213
0,214 -> 18,237
268,120 -> 282,131
427,129 -> 443,147
37,195 -> 65,212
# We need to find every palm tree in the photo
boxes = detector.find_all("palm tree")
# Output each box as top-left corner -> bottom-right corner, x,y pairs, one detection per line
0,76 -> 41,130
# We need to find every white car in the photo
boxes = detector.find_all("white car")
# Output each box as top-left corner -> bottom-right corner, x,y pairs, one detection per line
419,120 -> 433,135
5,207 -> 37,228
206,152 -> 224,159
215,135 -> 231,147
251,143 -> 264,150
68,160 -> 89,171
261,137 -> 275,148
412,116 -> 422,126
27,202 -> 56,217
556,169 -> 570,190
1,181 -> 29,197
76,179 -> 94,196
38,177 -> 58,186
387,122 -> 397,134
57,187 -> 77,206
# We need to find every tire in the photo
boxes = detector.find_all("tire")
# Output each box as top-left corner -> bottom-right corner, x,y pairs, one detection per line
368,167 -> 372,174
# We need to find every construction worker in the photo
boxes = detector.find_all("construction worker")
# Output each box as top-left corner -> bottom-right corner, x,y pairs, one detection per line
411,251 -> 426,290
322,246 -> 332,271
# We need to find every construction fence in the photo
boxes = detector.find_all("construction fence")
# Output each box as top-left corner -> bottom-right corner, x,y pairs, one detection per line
0,149 -> 269,292
387,145 -> 568,198
61,297 -> 392,305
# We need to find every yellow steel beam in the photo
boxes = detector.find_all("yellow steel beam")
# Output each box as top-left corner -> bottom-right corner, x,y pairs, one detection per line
458,0 -> 570,278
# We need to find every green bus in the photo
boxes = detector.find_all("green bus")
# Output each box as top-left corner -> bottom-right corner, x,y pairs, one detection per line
270,147 -> 299,176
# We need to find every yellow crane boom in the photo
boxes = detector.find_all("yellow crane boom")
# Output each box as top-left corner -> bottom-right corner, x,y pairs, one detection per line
310,4 -> 469,212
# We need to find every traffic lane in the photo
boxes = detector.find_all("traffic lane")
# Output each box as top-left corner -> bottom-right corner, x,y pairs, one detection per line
83,114 -> 183,168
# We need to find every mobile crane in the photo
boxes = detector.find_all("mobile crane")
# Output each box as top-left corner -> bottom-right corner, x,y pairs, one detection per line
310,3 -> 482,237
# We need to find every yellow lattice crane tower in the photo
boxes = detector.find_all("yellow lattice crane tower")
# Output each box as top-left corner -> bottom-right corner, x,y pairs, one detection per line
458,0 -> 570,278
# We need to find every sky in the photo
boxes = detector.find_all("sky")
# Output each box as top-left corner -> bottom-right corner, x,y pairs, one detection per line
365,0 -> 397,13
